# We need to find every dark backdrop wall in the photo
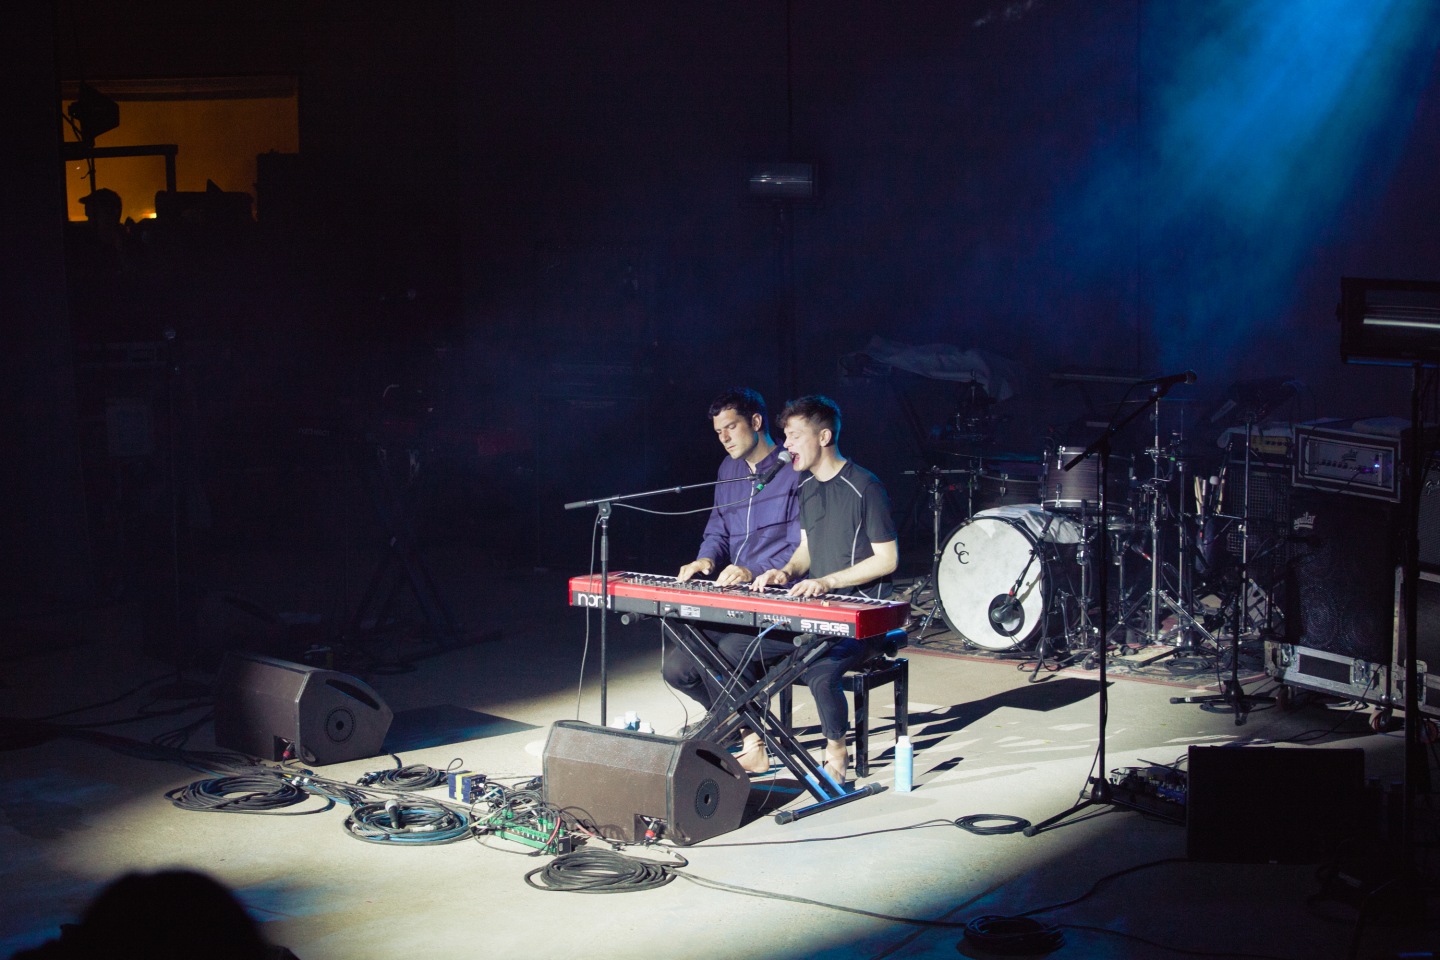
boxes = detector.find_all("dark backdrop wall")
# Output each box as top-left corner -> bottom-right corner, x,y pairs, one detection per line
5,0 -> 1439,603
464,0 -> 1440,571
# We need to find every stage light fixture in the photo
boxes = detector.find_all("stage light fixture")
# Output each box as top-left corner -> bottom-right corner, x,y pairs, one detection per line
1339,276 -> 1440,366
68,81 -> 120,142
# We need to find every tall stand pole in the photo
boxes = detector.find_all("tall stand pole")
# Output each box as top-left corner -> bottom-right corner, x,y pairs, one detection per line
597,502 -> 611,726
1025,378 -> 1185,836
1402,363 -> 1428,853
1025,436 -> 1116,834
1149,403 -> 1162,641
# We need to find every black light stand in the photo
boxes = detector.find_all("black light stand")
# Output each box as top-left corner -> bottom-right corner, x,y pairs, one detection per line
1400,363 -> 1432,856
346,440 -> 460,647
152,327 -> 207,701
1335,276 -> 1440,910
1025,376 -> 1188,836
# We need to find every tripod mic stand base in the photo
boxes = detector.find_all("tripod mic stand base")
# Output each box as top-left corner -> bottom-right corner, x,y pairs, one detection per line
1170,679 -> 1276,724
1023,775 -> 1175,836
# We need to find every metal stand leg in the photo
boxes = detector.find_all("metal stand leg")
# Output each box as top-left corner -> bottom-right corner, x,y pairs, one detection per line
665,622 -> 881,816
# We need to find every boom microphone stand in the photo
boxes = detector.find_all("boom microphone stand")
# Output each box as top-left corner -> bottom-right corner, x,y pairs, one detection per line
1025,372 -> 1194,836
564,456 -> 788,724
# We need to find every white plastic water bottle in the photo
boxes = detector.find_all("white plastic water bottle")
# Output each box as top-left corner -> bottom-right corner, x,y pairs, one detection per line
894,735 -> 914,793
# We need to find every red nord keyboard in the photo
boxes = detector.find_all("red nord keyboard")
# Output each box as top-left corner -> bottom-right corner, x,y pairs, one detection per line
568,572 -> 909,639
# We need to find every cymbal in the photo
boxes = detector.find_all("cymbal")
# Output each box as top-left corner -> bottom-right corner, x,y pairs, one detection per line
928,445 -> 1044,465
978,451 -> 1043,464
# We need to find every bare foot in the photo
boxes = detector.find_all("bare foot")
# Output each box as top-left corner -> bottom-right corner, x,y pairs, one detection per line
822,740 -> 848,782
734,733 -> 770,775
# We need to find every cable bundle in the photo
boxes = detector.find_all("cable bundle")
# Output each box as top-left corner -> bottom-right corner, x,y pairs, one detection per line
165,774 -> 325,815
523,848 -> 678,893
357,759 -> 446,790
954,814 -> 1031,836
961,915 -> 1065,954
343,799 -> 471,844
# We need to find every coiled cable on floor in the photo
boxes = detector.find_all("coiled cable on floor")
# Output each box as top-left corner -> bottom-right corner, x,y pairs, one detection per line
343,798 -> 472,844
961,915 -> 1065,954
357,756 -> 446,790
954,814 -> 1030,836
523,848 -> 680,893
166,774 -> 328,815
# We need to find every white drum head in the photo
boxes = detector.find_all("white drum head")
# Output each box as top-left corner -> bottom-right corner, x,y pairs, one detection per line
935,515 -> 1048,651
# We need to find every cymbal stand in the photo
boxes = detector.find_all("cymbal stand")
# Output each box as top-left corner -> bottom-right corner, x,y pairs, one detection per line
1170,422 -> 1275,723
1147,404 -> 1164,643
900,467 -> 968,640
1140,452 -> 1208,659
1117,406 -> 1202,657
1064,507 -> 1099,657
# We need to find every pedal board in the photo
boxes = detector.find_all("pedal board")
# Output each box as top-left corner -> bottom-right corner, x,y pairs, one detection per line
1105,765 -> 1186,823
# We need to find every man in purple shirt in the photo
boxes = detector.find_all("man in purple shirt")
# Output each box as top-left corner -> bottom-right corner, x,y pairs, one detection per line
664,388 -> 799,768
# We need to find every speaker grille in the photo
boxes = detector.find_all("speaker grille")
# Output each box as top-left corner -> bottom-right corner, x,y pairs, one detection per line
1284,493 -> 1396,665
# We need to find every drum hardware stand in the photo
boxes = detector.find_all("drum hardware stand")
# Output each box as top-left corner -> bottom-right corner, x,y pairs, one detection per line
1135,457 -> 1209,663
1122,407 -> 1203,659
1026,374 -> 1191,837
985,512 -> 1072,679
1066,509 -> 1100,654
899,466 -> 971,641
1169,420 -> 1275,723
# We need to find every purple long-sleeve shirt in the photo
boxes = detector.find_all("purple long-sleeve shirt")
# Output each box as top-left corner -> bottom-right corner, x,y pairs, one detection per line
695,446 -> 800,575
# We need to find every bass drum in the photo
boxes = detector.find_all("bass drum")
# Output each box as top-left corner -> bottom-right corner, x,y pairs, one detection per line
935,506 -> 1081,651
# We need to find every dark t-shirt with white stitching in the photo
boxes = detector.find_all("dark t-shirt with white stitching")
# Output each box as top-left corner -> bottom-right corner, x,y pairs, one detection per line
796,460 -> 896,598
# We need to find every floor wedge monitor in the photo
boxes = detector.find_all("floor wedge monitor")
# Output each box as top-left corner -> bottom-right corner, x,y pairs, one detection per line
214,652 -> 393,765
541,720 -> 749,845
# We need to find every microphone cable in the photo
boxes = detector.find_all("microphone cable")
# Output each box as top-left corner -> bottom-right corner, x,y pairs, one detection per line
343,798 -> 472,845
524,847 -> 680,893
357,755 -> 447,790
165,773 -> 330,815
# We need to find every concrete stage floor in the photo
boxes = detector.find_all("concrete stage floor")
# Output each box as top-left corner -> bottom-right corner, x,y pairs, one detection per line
2,545 -> 1437,960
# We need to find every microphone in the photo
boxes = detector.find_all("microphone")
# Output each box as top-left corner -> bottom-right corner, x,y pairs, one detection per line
1139,370 -> 1197,388
988,593 -> 1023,634
754,450 -> 792,489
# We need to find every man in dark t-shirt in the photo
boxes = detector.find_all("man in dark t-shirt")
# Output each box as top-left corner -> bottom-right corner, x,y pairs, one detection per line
750,395 -> 898,782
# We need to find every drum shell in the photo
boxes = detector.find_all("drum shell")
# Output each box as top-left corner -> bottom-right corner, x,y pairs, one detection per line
1043,446 -> 1132,514
973,461 -> 1043,513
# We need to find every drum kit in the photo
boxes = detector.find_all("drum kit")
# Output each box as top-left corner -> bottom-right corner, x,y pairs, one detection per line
908,396 -> 1276,667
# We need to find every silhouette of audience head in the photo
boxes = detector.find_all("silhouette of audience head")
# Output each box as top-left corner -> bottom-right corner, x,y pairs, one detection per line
11,869 -> 276,960
78,188 -> 123,225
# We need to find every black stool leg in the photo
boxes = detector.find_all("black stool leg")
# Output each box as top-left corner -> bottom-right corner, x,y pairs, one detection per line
853,678 -> 871,778
895,658 -> 909,738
